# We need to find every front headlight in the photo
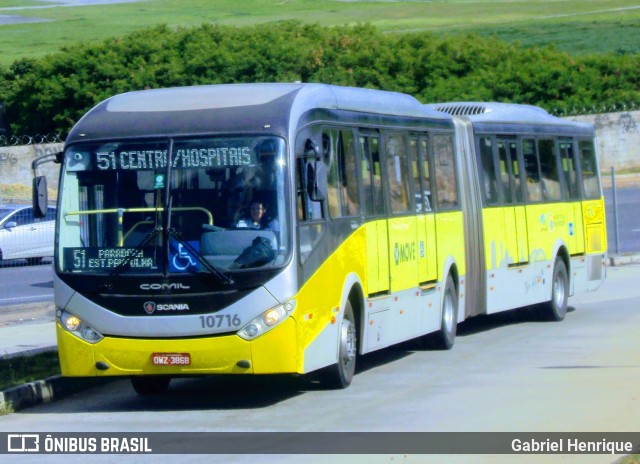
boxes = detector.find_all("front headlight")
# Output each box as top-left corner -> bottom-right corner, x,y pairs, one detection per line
57,309 -> 104,344
237,300 -> 295,341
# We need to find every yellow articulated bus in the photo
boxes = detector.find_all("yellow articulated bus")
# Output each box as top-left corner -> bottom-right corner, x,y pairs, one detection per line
32,84 -> 605,394
426,102 -> 607,322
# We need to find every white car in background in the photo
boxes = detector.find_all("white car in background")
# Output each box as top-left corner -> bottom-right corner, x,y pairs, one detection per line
0,204 -> 56,265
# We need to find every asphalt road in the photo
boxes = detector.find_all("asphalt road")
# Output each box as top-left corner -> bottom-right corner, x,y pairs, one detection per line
0,259 -> 53,306
0,265 -> 638,464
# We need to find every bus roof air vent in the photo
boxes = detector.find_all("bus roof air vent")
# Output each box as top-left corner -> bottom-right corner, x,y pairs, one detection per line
433,104 -> 490,116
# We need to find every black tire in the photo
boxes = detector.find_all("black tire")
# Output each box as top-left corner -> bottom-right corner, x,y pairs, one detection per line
131,376 -> 171,396
320,300 -> 357,389
539,257 -> 569,321
432,275 -> 458,350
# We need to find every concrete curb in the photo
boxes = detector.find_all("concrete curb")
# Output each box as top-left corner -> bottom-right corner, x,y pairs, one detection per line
0,348 -> 114,413
0,374 -> 113,412
609,254 -> 640,267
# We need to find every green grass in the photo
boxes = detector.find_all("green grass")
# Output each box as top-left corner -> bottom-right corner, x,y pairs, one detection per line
0,0 -> 639,66
0,351 -> 60,391
0,0 -> 42,7
0,402 -> 14,416
618,456 -> 640,464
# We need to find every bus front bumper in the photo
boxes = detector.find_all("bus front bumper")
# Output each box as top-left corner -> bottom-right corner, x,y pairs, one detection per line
55,318 -> 299,377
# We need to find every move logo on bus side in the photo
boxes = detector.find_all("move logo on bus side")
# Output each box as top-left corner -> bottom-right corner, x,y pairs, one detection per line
394,240 -> 422,265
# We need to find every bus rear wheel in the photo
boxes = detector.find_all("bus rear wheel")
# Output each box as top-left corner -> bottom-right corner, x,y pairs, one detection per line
131,376 -> 171,395
320,300 -> 357,389
539,257 -> 569,321
433,275 -> 458,350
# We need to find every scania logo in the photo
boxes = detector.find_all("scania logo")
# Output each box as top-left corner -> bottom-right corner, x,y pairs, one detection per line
143,301 -> 156,314
140,283 -> 191,291
143,301 -> 190,314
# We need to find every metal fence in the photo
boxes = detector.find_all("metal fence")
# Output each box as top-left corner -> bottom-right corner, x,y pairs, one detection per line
604,169 -> 640,255
0,137 -> 60,267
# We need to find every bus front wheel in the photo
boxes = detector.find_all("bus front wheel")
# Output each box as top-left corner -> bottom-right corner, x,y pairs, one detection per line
539,257 -> 569,321
131,376 -> 171,395
320,300 -> 357,389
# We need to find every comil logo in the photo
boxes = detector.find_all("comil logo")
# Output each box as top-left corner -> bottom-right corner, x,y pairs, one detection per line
140,282 -> 190,291
143,301 -> 156,315
8,434 -> 40,452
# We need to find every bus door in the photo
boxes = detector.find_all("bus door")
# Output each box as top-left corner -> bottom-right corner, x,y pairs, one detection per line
558,138 -> 584,254
384,133 -> 420,294
411,136 -> 438,285
497,139 -> 529,264
360,132 -> 390,295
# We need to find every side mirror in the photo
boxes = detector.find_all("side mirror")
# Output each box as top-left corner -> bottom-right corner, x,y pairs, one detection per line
304,139 -> 327,202
4,221 -> 17,230
32,176 -> 48,218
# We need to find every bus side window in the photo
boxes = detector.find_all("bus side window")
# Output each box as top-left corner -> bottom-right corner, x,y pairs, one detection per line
325,129 -> 341,218
340,129 -> 359,216
409,136 -> 432,212
559,140 -> 580,200
385,133 -> 411,214
419,138 -> 433,211
579,140 -> 601,199
325,128 -> 359,218
479,136 -> 499,205
508,141 -> 523,203
523,139 -> 542,203
359,133 -> 383,216
433,133 -> 458,210
497,140 -> 515,204
538,139 -> 562,202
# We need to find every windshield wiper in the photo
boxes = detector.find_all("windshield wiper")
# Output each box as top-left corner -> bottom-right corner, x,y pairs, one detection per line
98,226 -> 162,291
167,227 -> 234,286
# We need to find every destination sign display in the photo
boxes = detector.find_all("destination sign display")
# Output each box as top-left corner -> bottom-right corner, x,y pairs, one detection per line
94,146 -> 253,171
63,247 -> 158,272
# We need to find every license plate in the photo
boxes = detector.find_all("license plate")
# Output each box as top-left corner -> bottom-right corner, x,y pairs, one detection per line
151,353 -> 191,366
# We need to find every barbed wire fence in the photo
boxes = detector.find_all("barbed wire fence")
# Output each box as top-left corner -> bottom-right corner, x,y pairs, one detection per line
0,133 -> 66,147
549,102 -> 640,117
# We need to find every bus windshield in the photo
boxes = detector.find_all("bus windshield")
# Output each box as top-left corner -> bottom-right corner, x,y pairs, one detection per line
57,136 -> 289,276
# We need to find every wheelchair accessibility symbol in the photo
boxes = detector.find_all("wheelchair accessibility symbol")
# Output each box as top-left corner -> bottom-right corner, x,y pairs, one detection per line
170,242 -> 199,272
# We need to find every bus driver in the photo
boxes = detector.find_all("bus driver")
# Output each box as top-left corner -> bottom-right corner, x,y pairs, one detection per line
235,199 -> 279,232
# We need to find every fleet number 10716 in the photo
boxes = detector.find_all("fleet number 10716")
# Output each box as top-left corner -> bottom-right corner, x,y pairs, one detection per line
199,314 -> 241,329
